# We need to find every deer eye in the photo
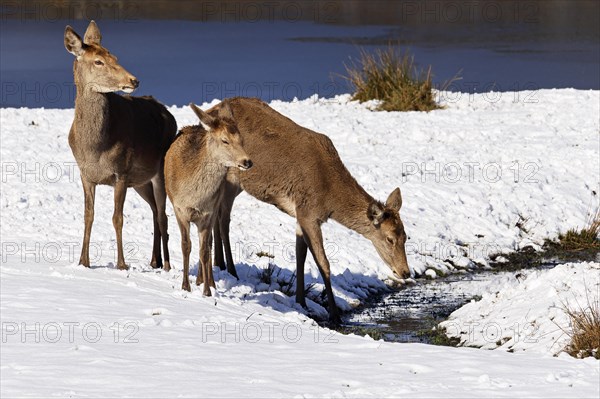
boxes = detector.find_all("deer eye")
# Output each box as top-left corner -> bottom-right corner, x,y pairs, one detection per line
94,60 -> 104,66
386,237 -> 394,245
221,139 -> 230,145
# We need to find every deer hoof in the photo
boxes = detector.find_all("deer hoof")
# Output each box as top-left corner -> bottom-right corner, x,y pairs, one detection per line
182,282 -> 191,292
228,268 -> 239,280
162,261 -> 171,272
150,259 -> 163,269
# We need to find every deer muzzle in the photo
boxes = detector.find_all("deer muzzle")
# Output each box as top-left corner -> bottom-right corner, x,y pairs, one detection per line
238,159 -> 253,170
121,77 -> 139,93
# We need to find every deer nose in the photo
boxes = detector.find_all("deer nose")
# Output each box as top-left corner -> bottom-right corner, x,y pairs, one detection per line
130,78 -> 139,88
243,159 -> 253,170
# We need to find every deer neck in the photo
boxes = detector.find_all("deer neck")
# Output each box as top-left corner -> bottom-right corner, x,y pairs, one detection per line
330,182 -> 377,238
73,91 -> 109,145
72,62 -> 111,143
190,141 -> 229,200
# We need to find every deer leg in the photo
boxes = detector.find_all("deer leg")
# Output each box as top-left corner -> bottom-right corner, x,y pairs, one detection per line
295,225 -> 309,308
213,212 -> 225,271
134,183 -> 162,269
175,212 -> 192,292
220,180 -> 240,278
195,222 -> 207,286
219,205 -> 238,279
79,178 -> 96,267
112,179 -> 128,270
198,225 -> 215,296
298,220 -> 340,324
151,170 -> 170,271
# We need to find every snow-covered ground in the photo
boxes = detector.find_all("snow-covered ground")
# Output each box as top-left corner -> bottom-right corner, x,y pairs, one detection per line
440,262 -> 600,355
1,259 -> 599,398
1,89 -> 599,397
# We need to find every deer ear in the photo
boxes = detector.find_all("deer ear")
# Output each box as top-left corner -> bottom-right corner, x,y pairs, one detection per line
83,20 -> 102,46
219,102 -> 235,120
386,187 -> 402,211
190,103 -> 216,131
367,202 -> 385,226
64,26 -> 84,57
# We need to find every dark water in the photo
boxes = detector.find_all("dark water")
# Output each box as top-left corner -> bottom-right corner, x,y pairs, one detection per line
1,1 -> 599,108
343,263 -> 560,344
341,272 -> 489,343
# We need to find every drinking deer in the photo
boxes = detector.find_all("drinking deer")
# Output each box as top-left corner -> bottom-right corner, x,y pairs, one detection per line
64,21 -> 176,270
165,103 -> 252,295
209,97 -> 410,322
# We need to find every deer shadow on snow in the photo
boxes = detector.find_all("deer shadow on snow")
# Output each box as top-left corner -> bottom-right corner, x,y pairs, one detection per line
184,260 -> 389,322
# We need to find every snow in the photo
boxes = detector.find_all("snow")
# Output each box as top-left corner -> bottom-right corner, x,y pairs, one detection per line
2,259 -> 599,398
1,89 -> 599,397
440,262 -> 600,355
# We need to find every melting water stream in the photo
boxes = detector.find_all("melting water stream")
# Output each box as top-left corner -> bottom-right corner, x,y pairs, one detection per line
340,265 -> 558,344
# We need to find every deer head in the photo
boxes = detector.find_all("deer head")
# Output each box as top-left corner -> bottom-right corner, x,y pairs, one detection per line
64,21 -> 139,94
367,187 -> 411,279
190,103 -> 253,171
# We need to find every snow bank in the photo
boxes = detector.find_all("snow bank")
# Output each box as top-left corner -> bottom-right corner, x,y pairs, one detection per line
440,262 -> 600,356
1,89 -> 598,310
1,90 -> 599,397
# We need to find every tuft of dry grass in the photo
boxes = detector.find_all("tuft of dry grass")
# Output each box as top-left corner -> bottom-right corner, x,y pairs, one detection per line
344,46 -> 459,112
561,291 -> 600,359
258,263 -> 298,297
279,272 -> 297,296
259,263 -> 276,285
558,207 -> 600,251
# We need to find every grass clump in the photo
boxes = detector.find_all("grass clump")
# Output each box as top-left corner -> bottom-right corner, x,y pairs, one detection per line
259,263 -> 277,285
556,209 -> 600,251
344,46 -> 458,112
544,206 -> 600,256
255,251 -> 275,259
416,326 -> 461,346
258,263 -> 298,297
561,292 -> 600,359
491,207 -> 600,269
557,229 -> 600,251
279,272 -> 297,296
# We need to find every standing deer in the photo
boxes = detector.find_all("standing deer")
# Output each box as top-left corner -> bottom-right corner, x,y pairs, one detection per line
210,97 -> 410,322
165,103 -> 252,295
64,21 -> 176,270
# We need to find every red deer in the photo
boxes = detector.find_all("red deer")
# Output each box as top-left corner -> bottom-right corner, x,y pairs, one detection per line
64,21 -> 176,270
211,98 -> 410,322
165,103 -> 252,295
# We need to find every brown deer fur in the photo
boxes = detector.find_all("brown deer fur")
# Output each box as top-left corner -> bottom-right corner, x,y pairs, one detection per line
64,21 -> 176,270
165,104 -> 252,295
210,97 -> 410,322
